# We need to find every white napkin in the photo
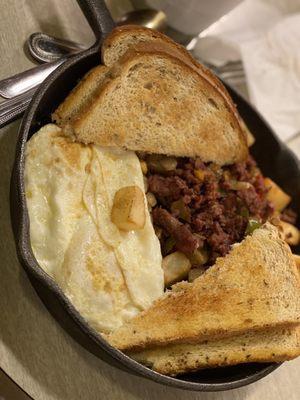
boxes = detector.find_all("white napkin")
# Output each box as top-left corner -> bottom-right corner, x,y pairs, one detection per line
192,0 -> 300,141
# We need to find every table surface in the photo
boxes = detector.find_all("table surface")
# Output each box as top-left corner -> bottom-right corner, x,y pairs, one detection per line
1,1 -> 300,399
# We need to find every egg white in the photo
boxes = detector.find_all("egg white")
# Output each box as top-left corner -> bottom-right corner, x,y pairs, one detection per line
25,124 -> 164,334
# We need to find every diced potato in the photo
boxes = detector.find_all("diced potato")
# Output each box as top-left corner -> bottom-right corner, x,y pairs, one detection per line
292,254 -> 300,270
139,160 -> 148,175
146,192 -> 157,208
188,248 -> 208,266
188,267 -> 206,282
278,221 -> 300,246
264,178 -> 291,212
146,154 -> 177,172
160,157 -> 177,171
111,186 -> 145,231
229,181 -> 252,191
162,251 -> 191,287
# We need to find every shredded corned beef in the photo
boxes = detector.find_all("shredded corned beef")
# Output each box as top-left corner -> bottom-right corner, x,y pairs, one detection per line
147,156 -> 275,265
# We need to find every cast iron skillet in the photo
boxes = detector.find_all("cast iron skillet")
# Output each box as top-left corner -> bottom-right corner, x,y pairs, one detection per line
10,0 -> 300,392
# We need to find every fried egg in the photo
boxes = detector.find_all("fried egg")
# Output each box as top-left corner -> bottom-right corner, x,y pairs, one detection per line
25,124 -> 164,333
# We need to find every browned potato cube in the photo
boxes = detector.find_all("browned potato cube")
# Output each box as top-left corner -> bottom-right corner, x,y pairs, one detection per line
162,252 -> 191,287
264,178 -> 291,212
279,221 -> 300,246
111,186 -> 146,231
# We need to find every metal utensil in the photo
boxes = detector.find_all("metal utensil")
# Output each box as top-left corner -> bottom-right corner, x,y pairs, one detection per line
0,88 -> 36,128
0,8 -> 167,101
0,5 -> 244,126
28,33 -> 86,63
28,33 -> 245,83
117,8 -> 167,30
28,31 -> 244,76
0,58 -> 66,99
28,9 -> 166,63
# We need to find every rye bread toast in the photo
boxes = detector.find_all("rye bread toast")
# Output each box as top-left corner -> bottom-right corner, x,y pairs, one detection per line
102,25 -> 236,112
53,65 -> 108,125
108,223 -> 300,352
66,42 -> 247,164
132,326 -> 300,376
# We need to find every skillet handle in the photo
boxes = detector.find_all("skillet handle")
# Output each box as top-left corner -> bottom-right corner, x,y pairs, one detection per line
76,0 -> 115,44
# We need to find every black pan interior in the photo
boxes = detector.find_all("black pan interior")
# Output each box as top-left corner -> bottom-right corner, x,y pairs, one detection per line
11,44 -> 300,391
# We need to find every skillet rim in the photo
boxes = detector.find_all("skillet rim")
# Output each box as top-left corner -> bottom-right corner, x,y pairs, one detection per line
10,47 -> 283,392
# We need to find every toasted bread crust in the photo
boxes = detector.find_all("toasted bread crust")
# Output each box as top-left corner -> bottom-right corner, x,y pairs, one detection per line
108,223 -> 300,352
53,65 -> 108,125
129,40 -> 247,155
70,43 -> 248,164
102,25 -> 243,133
132,326 -> 300,376
54,26 -> 248,164
102,26 -> 235,106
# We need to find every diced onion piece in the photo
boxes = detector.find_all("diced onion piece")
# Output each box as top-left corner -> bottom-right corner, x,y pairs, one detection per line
188,248 -> 208,266
223,170 -> 232,181
188,267 -> 206,282
146,155 -> 177,172
162,251 -> 191,287
264,178 -> 291,212
146,155 -> 164,173
229,181 -> 252,191
146,192 -> 157,208
171,199 -> 191,222
139,160 -> 148,175
278,221 -> 300,245
111,185 -> 145,231
160,157 -> 177,171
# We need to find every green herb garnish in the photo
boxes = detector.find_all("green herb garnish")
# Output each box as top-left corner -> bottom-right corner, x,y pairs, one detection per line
245,219 -> 262,235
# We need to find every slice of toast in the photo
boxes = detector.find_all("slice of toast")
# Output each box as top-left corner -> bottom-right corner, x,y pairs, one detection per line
102,25 -> 235,109
131,326 -> 300,376
102,25 -> 195,67
67,43 -> 248,164
53,65 -> 108,125
53,26 -> 237,130
108,223 -> 300,352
